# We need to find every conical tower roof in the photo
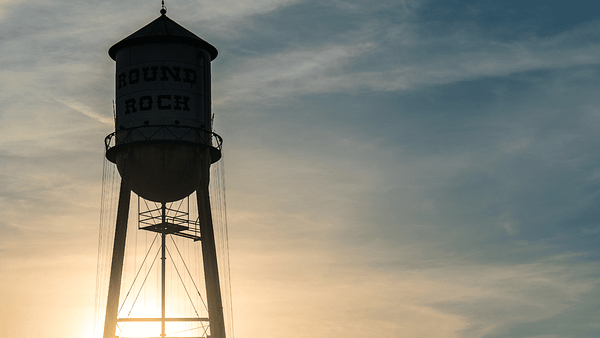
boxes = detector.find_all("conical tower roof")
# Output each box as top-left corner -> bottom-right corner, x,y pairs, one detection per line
108,12 -> 218,61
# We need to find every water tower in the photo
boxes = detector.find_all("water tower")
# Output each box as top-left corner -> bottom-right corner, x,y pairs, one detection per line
101,6 -> 228,338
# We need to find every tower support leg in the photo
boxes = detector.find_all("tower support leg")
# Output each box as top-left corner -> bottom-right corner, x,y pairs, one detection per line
103,180 -> 131,338
196,152 -> 226,338
161,203 -> 167,338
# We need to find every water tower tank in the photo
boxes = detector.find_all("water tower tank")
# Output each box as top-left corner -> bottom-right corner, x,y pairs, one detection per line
105,12 -> 221,203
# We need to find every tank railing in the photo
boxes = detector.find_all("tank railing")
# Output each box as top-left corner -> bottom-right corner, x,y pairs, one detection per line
105,124 -> 223,152
138,205 -> 202,240
139,205 -> 189,229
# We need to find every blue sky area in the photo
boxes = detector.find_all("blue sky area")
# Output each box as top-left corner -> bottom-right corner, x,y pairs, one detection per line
2,0 -> 600,337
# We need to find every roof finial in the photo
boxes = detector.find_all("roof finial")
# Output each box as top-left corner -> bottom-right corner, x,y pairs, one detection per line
160,0 -> 167,15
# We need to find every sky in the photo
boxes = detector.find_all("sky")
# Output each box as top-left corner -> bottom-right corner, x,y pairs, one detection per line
2,0 -> 600,337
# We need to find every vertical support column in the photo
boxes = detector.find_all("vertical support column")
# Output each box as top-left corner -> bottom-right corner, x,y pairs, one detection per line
196,149 -> 226,338
161,203 -> 167,338
103,180 -> 131,338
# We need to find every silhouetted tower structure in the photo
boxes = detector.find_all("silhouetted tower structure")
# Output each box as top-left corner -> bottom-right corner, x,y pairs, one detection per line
102,7 -> 226,338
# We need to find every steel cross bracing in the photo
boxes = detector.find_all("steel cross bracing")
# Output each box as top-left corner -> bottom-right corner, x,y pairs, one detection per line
115,197 -> 210,338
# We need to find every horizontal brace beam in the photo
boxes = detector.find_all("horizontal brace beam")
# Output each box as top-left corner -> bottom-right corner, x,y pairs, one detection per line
172,232 -> 201,241
117,317 -> 209,322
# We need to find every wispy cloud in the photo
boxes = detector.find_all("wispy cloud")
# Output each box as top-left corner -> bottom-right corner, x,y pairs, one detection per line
217,16 -> 600,103
55,98 -> 113,125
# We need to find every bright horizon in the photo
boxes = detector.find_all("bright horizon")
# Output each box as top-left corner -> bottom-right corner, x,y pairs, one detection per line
2,1 -> 600,337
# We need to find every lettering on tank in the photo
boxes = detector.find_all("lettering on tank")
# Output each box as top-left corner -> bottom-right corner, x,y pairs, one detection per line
124,95 -> 191,114
118,65 -> 198,88
116,63 -> 203,119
